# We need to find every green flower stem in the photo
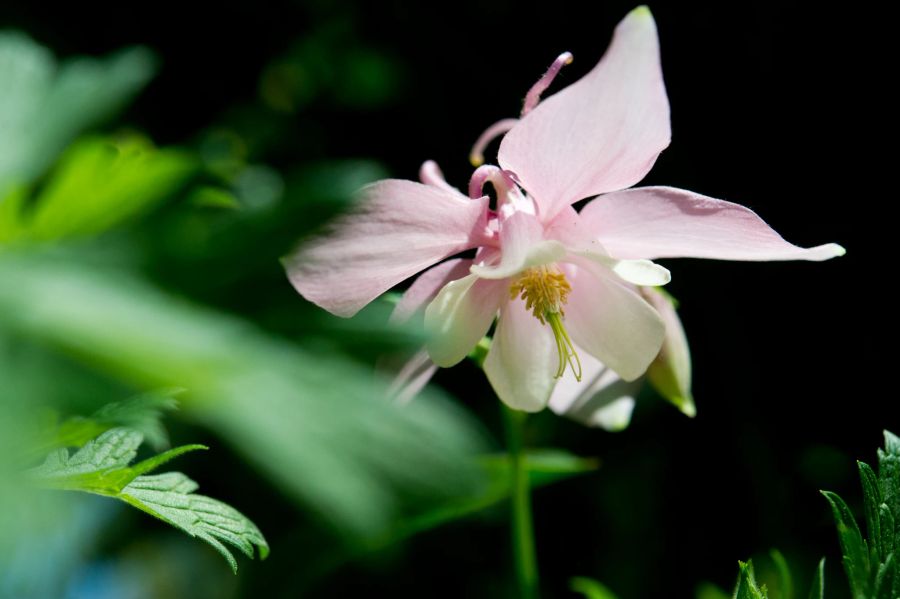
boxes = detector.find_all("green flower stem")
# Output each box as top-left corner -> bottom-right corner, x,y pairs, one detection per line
502,405 -> 539,599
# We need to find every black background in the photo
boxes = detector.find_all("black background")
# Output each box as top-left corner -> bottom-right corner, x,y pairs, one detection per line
1,1 -> 888,597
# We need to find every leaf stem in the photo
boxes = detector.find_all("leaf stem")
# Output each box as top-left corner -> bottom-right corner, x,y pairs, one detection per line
502,405 -> 539,599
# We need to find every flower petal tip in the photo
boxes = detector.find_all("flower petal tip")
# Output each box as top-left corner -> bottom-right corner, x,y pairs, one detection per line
630,5 -> 653,19
830,244 -> 847,258
676,395 -> 697,418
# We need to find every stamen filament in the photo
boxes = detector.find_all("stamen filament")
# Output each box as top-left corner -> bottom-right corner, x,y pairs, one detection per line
547,312 -> 582,381
509,265 -> 582,381
470,118 -> 519,167
521,51 -> 574,116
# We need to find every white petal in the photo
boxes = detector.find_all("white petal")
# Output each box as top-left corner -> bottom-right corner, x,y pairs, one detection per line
424,274 -> 506,367
563,261 -> 665,381
549,348 -> 640,431
573,251 -> 671,286
484,298 -> 558,412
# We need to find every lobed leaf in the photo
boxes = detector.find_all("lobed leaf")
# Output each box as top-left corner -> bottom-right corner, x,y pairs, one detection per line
27,427 -> 264,572
120,472 -> 268,573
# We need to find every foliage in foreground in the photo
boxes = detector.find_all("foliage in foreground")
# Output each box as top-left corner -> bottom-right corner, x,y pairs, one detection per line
570,431 -> 900,599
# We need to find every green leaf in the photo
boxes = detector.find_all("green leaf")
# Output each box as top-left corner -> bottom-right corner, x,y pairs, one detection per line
879,504 -> 894,566
0,33 -> 155,190
386,449 -> 595,536
480,449 -> 599,488
570,576 -> 620,599
821,490 -> 870,597
807,558 -> 825,599
187,185 -> 242,210
28,427 -> 265,572
18,136 -> 195,243
878,431 -> 900,552
29,427 -> 205,494
873,553 -> 895,599
859,460 -> 883,561
119,472 -> 268,573
770,549 -> 794,599
733,560 -> 769,599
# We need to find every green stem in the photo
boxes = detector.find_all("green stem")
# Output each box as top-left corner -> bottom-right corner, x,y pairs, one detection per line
502,405 -> 539,599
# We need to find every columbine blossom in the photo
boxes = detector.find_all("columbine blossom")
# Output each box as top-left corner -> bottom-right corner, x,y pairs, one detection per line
284,6 -> 844,413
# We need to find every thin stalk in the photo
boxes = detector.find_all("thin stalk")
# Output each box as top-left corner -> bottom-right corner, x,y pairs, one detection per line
502,405 -> 539,599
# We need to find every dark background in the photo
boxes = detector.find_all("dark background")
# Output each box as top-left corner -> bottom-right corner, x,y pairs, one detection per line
1,1 -> 885,597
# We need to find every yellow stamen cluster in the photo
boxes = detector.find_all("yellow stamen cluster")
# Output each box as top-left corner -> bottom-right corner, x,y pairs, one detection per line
509,266 -> 582,381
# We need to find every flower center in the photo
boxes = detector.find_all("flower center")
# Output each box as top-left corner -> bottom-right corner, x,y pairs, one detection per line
509,266 -> 582,381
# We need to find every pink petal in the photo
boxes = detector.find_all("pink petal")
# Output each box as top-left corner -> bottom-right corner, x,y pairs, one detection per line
284,179 -> 490,317
545,208 -> 671,286
643,288 -> 695,417
562,260 -> 665,381
484,297 -> 558,412
470,211 -> 566,279
498,7 -> 670,222
548,347 -> 640,431
385,349 -> 439,405
391,258 -> 472,324
424,274 -> 507,367
579,186 -> 846,261
418,160 -> 460,194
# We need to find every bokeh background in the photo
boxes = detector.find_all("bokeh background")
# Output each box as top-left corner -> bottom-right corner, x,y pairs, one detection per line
0,1 -> 883,597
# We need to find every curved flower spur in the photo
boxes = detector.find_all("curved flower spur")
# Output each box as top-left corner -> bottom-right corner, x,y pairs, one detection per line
284,6 -> 844,414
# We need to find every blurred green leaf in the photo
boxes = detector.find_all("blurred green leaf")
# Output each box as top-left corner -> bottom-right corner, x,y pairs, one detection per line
306,448 -> 596,580
0,251 -> 487,537
480,449 -> 598,488
734,561 -> 769,599
28,427 -> 266,572
1,136 -> 195,243
807,559 -> 825,599
821,490 -> 870,597
187,185 -> 242,210
695,582 -> 730,599
570,576 -> 620,599
769,549 -> 794,599
32,389 -> 180,458
0,33 -> 155,189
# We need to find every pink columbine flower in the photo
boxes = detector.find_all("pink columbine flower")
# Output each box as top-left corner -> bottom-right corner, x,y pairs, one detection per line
284,6 -> 844,412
